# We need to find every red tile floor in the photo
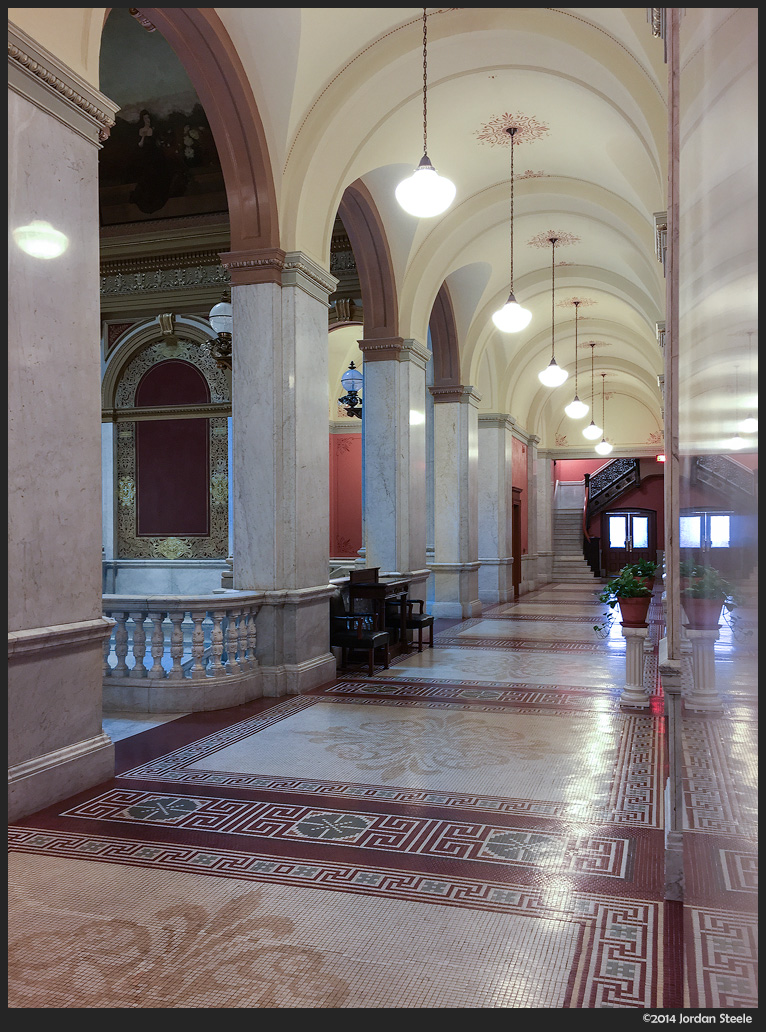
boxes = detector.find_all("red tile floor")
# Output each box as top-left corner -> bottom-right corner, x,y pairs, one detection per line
8,579 -> 757,1009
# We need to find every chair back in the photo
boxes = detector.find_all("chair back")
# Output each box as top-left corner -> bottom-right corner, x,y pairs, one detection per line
349,567 -> 380,585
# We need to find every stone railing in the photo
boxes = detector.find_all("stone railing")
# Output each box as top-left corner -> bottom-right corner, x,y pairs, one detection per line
102,591 -> 265,713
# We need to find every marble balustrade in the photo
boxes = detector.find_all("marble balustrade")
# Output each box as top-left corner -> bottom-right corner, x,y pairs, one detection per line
102,591 -> 266,713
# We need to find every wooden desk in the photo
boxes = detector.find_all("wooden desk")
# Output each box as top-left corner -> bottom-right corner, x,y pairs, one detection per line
348,576 -> 411,644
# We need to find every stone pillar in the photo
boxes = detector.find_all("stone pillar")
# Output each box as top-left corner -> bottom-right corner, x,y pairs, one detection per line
536,450 -> 554,586
520,432 -> 540,592
429,386 -> 482,619
620,625 -> 651,708
684,628 -> 723,713
477,413 -> 515,606
222,249 -> 338,696
8,25 -> 118,820
356,337 -> 431,599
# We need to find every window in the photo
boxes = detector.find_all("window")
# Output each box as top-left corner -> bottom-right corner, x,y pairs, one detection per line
680,512 -> 731,550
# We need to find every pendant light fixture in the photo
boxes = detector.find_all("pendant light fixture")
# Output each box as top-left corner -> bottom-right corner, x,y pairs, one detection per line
595,373 -> 613,455
492,126 -> 532,332
582,343 -> 602,439
564,301 -> 589,418
738,333 -> 758,433
538,235 -> 568,386
395,9 -> 456,218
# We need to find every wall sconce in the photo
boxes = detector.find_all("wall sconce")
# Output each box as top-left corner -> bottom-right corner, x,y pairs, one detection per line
205,292 -> 232,370
339,361 -> 363,417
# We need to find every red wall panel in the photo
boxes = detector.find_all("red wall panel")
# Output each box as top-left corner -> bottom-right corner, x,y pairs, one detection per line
330,433 -> 362,556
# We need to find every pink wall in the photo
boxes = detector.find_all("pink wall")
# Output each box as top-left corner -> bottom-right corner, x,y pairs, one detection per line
554,458 -> 604,482
512,436 -> 528,553
329,433 -> 362,556
729,453 -> 758,470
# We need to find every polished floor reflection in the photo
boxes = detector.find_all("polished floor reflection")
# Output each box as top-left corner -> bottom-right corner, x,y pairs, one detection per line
8,579 -> 757,1009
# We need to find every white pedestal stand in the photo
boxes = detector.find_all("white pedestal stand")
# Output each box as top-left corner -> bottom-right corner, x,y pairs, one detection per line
620,624 -> 651,708
683,625 -> 723,714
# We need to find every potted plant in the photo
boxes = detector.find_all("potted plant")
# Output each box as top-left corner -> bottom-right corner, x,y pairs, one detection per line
596,567 -> 653,629
622,558 -> 658,589
681,564 -> 737,629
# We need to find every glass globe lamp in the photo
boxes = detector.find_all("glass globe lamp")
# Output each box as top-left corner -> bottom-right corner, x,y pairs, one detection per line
395,156 -> 456,218
538,358 -> 568,387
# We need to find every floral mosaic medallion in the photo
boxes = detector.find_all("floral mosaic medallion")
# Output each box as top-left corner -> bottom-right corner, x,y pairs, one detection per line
293,713 -> 565,781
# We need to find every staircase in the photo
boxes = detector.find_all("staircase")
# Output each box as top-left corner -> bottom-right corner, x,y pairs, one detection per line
551,508 -> 599,582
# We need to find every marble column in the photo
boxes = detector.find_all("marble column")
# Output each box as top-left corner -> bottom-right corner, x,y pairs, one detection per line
357,337 -> 431,600
429,386 -> 482,619
477,414 -> 515,605
522,433 -> 540,592
8,25 -> 119,820
620,625 -> 651,708
223,249 -> 339,696
536,450 -> 554,587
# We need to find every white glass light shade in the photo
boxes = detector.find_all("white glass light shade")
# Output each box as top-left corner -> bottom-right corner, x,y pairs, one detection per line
727,433 -> 747,450
538,358 -> 569,387
739,415 -> 758,433
492,294 -> 532,332
564,396 -> 589,419
582,420 -> 602,440
595,438 -> 613,456
395,159 -> 456,218
341,365 -> 363,393
13,219 -> 69,259
209,301 -> 233,337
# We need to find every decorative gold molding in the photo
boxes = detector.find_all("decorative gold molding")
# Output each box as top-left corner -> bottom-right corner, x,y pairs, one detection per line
100,250 -> 225,277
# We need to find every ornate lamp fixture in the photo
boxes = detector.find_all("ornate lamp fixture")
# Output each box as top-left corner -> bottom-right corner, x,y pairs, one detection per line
395,9 -> 456,218
538,235 -> 568,386
339,361 -> 363,418
582,343 -> 602,439
205,291 -> 233,370
492,127 -> 532,332
594,373 -> 613,455
564,300 -> 589,418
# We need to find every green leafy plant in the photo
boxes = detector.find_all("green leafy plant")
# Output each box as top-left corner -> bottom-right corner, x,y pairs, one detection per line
681,564 -> 738,610
622,558 -> 658,579
594,566 -> 652,634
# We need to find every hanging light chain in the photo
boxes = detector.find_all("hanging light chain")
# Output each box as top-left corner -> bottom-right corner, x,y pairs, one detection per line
422,8 -> 428,156
573,300 -> 580,390
601,372 -> 607,432
550,236 -> 558,359
507,127 -> 517,288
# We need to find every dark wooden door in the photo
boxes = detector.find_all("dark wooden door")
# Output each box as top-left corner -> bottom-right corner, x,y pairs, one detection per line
603,510 -> 655,575
512,489 -> 522,598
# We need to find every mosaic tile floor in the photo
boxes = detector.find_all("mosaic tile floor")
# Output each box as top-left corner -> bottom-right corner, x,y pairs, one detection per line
8,579 -> 757,1009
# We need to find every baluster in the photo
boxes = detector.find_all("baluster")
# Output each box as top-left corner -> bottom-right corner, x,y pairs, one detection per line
247,606 -> 258,666
103,618 -> 113,678
190,610 -> 207,679
148,611 -> 167,678
238,608 -> 251,668
129,611 -> 148,678
112,612 -> 129,677
225,608 -> 241,673
167,609 -> 186,680
208,609 -> 226,674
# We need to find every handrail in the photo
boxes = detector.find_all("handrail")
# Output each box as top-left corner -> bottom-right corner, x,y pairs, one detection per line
582,473 -> 591,541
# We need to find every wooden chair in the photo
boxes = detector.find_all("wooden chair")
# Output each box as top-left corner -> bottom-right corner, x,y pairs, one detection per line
329,589 -> 390,675
385,598 -> 434,652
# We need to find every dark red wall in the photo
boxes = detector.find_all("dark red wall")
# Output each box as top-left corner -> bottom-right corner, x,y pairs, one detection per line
135,361 -> 211,537
330,432 -> 362,556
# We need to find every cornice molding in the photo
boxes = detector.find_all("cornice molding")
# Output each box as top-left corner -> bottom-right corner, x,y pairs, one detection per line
219,247 -> 286,287
282,251 -> 338,301
429,385 -> 482,406
478,413 -> 517,431
100,249 -> 226,278
8,22 -> 119,146
103,402 -> 232,423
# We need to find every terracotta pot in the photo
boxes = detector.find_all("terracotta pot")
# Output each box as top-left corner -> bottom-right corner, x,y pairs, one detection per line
682,596 -> 723,629
617,594 -> 651,627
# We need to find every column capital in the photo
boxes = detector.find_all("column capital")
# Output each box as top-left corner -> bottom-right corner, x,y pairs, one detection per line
478,413 -> 516,430
429,385 -> 482,406
282,251 -> 338,301
357,337 -> 404,361
8,22 -> 120,147
219,246 -> 286,286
